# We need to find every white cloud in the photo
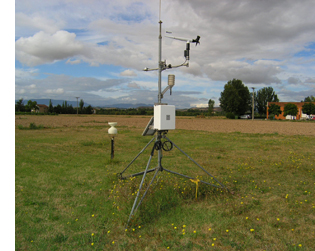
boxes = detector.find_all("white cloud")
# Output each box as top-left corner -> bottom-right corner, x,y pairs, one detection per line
45,88 -> 64,94
15,72 -> 130,103
287,77 -> 301,85
205,61 -> 282,85
15,68 -> 39,80
192,103 -> 208,108
305,78 -> 315,84
15,31 -> 85,66
15,12 -> 61,36
16,89 -> 25,94
127,82 -> 141,89
120,69 -> 137,77
66,59 -> 81,65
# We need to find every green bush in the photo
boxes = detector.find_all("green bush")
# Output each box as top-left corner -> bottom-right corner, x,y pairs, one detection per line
226,112 -> 235,119
17,123 -> 44,130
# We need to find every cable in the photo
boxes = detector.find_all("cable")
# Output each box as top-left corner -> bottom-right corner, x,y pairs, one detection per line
162,141 -> 173,151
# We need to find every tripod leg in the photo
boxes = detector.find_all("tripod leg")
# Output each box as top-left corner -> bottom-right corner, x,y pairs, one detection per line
165,136 -> 229,192
133,166 -> 160,216
127,143 -> 156,224
120,136 -> 155,177
121,168 -> 156,179
163,168 -> 221,189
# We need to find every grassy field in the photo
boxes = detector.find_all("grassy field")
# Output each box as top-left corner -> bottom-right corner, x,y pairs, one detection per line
15,118 -> 315,250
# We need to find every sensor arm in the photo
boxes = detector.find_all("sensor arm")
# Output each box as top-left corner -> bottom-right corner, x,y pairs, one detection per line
165,35 -> 200,45
165,35 -> 192,42
143,60 -> 188,71
143,67 -> 159,71
161,85 -> 171,97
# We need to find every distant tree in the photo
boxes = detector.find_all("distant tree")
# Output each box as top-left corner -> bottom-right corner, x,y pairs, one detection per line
61,102 -> 65,114
303,95 -> 315,102
219,79 -> 251,116
79,99 -> 84,112
54,104 -> 62,114
16,98 -> 25,112
26,100 -> 38,112
256,87 -> 279,115
48,99 -> 54,113
61,101 -> 65,113
283,103 -> 298,117
302,102 -> 315,117
208,99 -> 215,116
67,104 -> 75,114
268,104 -> 282,118
84,105 -> 93,114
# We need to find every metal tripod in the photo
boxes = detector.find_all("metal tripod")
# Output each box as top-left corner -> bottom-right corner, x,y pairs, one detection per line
119,130 -> 229,225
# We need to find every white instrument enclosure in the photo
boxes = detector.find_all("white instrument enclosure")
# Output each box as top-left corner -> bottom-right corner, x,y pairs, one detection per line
154,105 -> 175,130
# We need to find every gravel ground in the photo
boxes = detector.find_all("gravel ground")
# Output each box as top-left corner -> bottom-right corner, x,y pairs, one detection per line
15,115 -> 315,136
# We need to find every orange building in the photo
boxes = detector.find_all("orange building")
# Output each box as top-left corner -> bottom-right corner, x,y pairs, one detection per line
267,102 -> 315,120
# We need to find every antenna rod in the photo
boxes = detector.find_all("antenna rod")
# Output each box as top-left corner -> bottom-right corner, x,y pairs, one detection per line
158,19 -> 162,103
159,0 -> 161,21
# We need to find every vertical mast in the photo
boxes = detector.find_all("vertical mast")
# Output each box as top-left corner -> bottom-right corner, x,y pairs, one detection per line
158,13 -> 162,103
158,0 -> 162,103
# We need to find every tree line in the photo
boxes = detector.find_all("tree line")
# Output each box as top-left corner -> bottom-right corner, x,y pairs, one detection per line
15,98 -> 220,116
218,79 -> 315,119
16,83 -> 314,118
15,99 -> 93,114
96,107 -> 220,116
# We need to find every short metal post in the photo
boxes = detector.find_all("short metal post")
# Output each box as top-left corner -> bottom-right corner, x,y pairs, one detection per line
111,137 -> 114,159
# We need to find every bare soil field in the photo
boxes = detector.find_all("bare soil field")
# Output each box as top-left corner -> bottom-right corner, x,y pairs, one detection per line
15,115 -> 315,136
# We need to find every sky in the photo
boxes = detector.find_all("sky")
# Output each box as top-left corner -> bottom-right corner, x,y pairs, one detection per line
14,0 -> 315,108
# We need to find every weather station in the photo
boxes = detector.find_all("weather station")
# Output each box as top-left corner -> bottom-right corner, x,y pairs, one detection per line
119,1 -> 228,225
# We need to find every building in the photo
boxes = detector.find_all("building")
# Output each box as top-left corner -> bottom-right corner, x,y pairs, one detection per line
267,102 -> 315,120
31,104 -> 49,113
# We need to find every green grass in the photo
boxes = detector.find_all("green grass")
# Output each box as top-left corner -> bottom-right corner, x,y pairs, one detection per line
15,123 -> 315,250
17,122 -> 45,130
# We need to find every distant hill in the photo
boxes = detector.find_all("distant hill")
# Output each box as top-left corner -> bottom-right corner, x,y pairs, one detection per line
100,103 -> 152,109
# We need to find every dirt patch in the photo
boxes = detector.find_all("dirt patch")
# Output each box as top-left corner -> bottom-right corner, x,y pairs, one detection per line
15,115 -> 315,136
